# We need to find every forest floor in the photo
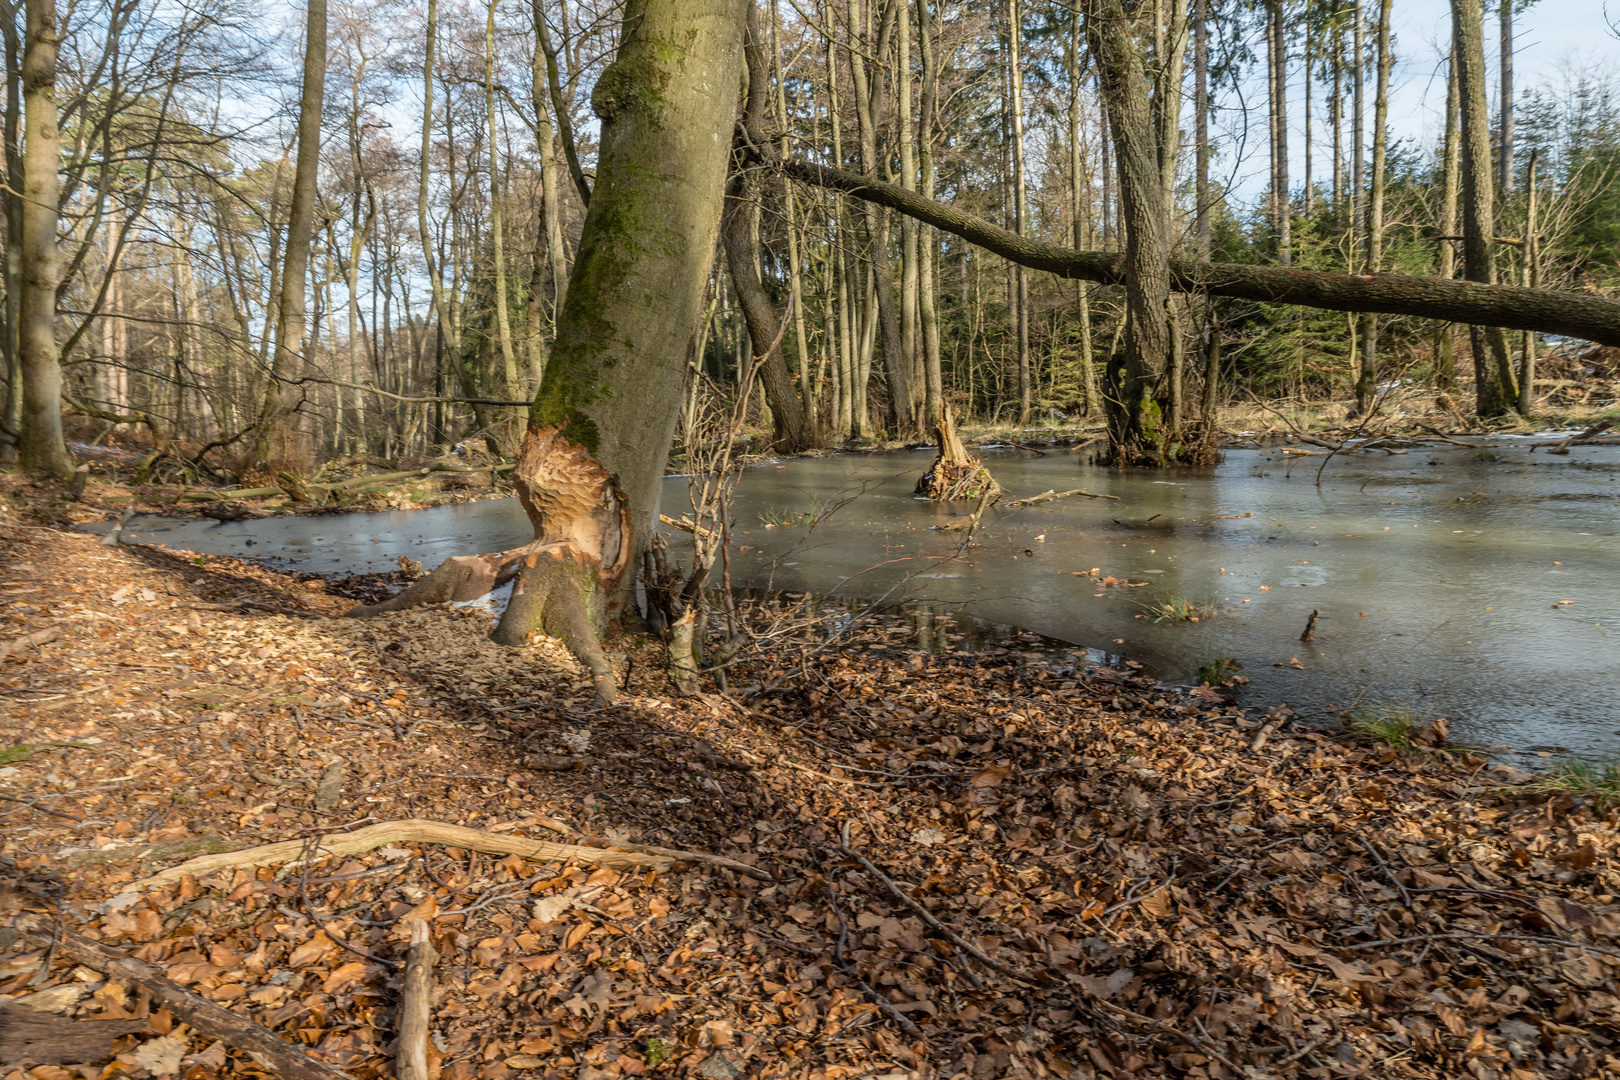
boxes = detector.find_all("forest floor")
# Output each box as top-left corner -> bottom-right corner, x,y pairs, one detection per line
3,484 -> 1620,1080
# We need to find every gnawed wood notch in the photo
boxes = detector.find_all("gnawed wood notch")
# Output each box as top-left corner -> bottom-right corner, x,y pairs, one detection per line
915,405 -> 1000,501
346,425 -> 632,703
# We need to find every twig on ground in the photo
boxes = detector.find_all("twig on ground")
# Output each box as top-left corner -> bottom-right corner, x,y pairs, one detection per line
9,913 -> 351,1080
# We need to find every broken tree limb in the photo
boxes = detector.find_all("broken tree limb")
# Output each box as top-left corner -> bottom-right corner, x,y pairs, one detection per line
1007,487 -> 1121,507
776,155 -> 1620,346
593,839 -> 771,881
127,819 -> 677,892
0,1002 -> 147,1065
1543,419 -> 1615,454
396,920 -> 435,1080
0,625 -> 61,663
8,914 -> 350,1080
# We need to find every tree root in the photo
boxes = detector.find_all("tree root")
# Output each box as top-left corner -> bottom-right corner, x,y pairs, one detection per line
125,819 -> 677,892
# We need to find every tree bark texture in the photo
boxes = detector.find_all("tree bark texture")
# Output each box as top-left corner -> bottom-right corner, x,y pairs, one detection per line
352,0 -> 746,700
254,0 -> 326,468
18,0 -> 67,474
725,1 -> 807,451
778,154 -> 1620,347
1355,0 -> 1391,414
1451,0 -> 1517,415
1084,0 -> 1178,465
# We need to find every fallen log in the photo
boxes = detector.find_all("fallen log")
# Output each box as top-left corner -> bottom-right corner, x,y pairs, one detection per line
8,914 -> 349,1080
779,155 -> 1620,346
396,920 -> 435,1080
124,818 -> 702,892
0,1003 -> 146,1065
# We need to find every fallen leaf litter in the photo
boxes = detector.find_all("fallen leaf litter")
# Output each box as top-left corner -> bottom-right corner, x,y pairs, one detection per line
1,510 -> 1618,1079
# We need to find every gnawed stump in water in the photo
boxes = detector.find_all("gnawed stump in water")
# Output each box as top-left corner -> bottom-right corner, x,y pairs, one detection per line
345,425 -> 631,703
914,405 -> 1000,501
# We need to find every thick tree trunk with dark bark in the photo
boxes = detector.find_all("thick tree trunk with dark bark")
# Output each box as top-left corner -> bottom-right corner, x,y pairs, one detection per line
1084,0 -> 1180,466
348,0 -> 746,702
776,155 -> 1620,347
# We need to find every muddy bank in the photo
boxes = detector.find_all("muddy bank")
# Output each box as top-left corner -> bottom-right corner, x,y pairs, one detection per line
2,511 -> 1619,1079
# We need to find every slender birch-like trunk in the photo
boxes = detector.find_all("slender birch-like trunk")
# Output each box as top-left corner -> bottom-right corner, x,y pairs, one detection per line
1355,0 -> 1390,414
1451,0 -> 1517,415
1007,0 -> 1030,424
254,0 -> 326,469
17,0 -> 67,473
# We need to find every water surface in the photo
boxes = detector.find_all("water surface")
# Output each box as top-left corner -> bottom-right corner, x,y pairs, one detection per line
97,443 -> 1620,754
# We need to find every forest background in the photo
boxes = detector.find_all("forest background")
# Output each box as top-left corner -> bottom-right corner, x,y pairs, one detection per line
1,0 -> 1618,476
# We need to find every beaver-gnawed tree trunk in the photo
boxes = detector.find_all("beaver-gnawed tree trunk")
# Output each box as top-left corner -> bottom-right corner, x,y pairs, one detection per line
915,404 -> 998,501
346,0 -> 746,703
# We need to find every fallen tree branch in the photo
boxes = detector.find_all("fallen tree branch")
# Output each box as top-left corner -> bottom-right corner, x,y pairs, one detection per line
0,625 -> 61,662
127,818 -> 677,891
1006,487 -> 1121,507
594,839 -> 771,881
9,913 -> 351,1080
776,154 -> 1620,346
397,920 -> 435,1080
0,1002 -> 146,1065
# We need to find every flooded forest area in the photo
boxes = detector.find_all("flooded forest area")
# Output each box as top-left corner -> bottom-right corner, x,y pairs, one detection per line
4,0 -> 1620,1077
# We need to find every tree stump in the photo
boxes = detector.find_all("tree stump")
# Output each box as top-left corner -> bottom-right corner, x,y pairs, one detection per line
915,405 -> 1000,501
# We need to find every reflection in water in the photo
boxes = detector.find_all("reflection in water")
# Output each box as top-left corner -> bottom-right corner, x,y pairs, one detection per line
88,444 -> 1620,754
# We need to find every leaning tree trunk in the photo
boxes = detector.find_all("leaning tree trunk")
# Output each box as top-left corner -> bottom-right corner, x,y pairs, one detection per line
723,1 -> 808,452
775,155 -> 1620,346
17,0 -> 67,476
348,0 -> 747,704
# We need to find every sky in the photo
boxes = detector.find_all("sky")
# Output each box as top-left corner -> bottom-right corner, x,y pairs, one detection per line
1221,0 -> 1620,200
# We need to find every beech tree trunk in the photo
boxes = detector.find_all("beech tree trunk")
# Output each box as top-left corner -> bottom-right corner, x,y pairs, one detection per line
776,154 -> 1620,346
17,0 -> 67,475
351,0 -> 746,703
1435,48 -> 1460,389
1355,0 -> 1391,414
253,0 -> 326,469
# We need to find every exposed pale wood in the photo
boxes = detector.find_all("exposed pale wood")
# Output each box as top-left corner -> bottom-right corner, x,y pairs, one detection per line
396,919 -> 435,1080
127,818 -> 675,891
1007,488 -> 1120,506
9,914 -> 349,1080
